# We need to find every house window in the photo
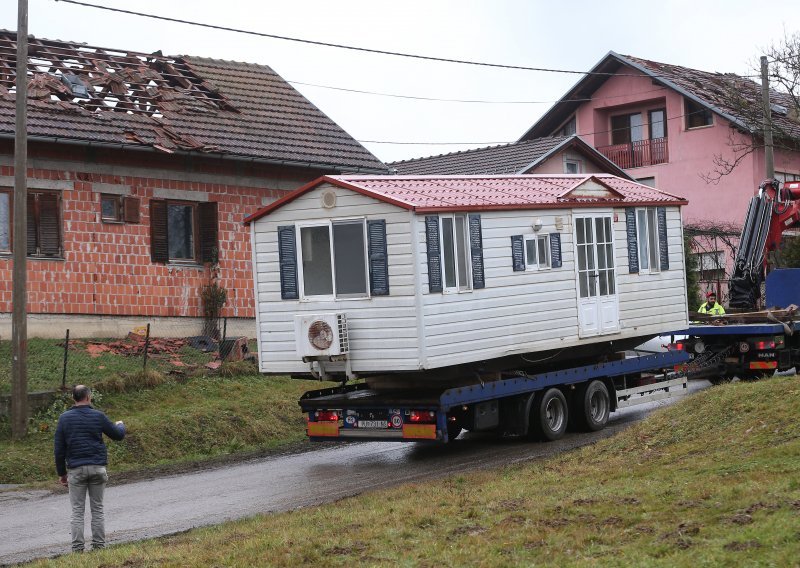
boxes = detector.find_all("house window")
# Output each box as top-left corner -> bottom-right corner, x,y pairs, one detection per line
440,214 -> 472,292
611,113 -> 644,145
0,190 -> 63,258
637,177 -> 656,188
555,116 -> 576,136
150,199 -> 218,264
525,234 -> 551,270
564,160 -> 581,174
649,109 -> 667,139
299,220 -> 368,298
776,171 -> 800,182
696,251 -> 726,283
636,207 -> 660,272
101,194 -> 124,222
0,190 -> 9,253
685,98 -> 713,129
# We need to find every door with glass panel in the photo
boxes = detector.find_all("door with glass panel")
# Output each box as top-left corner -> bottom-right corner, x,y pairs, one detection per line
574,214 -> 619,337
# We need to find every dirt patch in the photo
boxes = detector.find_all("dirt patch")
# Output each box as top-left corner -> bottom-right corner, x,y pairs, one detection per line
327,541 -> 367,555
618,497 -> 640,505
572,498 -> 597,506
451,524 -> 487,536
494,498 -> 527,511
724,540 -> 761,552
745,502 -> 780,514
497,514 -> 527,528
728,513 -> 754,525
540,517 -> 570,528
602,515 -> 623,526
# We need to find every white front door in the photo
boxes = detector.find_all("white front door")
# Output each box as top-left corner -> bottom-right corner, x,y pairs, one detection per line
575,215 -> 619,337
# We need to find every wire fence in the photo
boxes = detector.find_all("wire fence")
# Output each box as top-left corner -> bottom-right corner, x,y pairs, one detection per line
0,317 -> 258,396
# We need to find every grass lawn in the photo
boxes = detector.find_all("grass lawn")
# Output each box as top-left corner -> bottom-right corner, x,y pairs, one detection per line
24,375 -> 800,567
0,373 -> 330,485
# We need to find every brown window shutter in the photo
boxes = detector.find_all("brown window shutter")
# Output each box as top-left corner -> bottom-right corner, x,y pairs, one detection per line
37,192 -> 62,257
198,201 -> 219,264
26,193 -> 37,255
150,199 -> 169,263
123,196 -> 141,224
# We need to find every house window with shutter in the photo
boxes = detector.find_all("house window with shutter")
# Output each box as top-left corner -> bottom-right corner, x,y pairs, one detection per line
440,214 -> 472,292
524,234 -> 551,270
636,207 -> 660,273
298,219 -> 369,299
0,189 -> 10,253
0,189 -> 63,258
101,194 -> 140,224
28,190 -> 63,258
149,199 -> 218,264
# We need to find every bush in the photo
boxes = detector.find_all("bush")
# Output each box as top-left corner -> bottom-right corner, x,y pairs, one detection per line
217,360 -> 259,378
94,369 -> 167,394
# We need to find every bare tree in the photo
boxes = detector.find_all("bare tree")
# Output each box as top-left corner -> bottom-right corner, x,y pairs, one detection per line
701,32 -> 800,183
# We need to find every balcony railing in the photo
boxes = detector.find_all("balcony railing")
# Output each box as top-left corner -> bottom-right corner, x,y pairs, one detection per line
598,137 -> 668,169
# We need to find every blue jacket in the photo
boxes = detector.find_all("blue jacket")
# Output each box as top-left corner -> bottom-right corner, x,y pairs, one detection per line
54,405 -> 126,476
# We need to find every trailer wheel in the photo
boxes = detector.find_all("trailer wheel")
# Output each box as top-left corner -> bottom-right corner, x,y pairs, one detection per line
446,415 -> 462,442
530,388 -> 568,441
572,380 -> 610,432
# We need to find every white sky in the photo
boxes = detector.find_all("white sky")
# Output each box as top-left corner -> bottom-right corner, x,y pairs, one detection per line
2,0 -> 797,164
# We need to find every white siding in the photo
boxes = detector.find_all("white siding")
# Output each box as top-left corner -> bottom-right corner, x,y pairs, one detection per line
253,183 -> 420,374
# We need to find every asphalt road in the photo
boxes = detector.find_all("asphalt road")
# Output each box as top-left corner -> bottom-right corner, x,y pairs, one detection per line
0,379 -> 709,566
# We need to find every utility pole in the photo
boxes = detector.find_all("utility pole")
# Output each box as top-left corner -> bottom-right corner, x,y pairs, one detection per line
11,0 -> 29,441
760,55 -> 775,180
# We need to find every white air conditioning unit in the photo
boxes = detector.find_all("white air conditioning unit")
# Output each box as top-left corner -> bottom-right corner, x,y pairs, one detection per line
295,313 -> 349,359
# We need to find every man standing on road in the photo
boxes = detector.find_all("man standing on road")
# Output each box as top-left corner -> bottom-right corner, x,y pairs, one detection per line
54,385 -> 126,553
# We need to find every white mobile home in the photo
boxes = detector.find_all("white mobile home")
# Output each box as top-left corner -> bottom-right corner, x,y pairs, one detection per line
245,174 -> 689,383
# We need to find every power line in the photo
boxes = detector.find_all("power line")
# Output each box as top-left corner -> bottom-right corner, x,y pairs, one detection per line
288,80 -> 671,105
54,0 -> 758,80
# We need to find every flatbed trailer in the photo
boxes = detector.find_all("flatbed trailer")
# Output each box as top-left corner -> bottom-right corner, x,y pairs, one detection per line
300,350 -> 691,443
678,320 -> 799,382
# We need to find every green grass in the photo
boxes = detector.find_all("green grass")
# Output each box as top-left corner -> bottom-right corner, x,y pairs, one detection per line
0,337 -> 251,394
26,375 -> 800,567
0,374 -> 330,485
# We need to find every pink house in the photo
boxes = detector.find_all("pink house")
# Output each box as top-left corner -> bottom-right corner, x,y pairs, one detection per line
521,52 -> 800,296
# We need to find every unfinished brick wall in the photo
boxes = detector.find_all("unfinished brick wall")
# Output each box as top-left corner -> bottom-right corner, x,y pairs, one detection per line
0,163 -> 287,319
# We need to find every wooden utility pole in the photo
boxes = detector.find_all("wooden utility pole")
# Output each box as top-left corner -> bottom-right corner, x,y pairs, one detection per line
760,55 -> 775,180
11,0 -> 29,441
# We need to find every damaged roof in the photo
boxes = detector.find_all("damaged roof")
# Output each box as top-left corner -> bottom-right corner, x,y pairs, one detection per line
0,31 -> 387,173
388,135 -> 631,178
244,173 -> 687,222
521,51 -> 800,142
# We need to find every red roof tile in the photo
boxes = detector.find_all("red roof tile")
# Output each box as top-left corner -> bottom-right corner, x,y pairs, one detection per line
244,174 -> 687,223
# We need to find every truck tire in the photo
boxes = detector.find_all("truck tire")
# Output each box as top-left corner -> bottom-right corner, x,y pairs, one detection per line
572,380 -> 610,432
446,416 -> 462,442
530,388 -> 568,441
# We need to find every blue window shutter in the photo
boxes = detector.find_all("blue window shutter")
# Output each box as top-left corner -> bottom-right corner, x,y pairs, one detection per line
425,216 -> 442,293
550,233 -> 562,268
469,214 -> 485,289
277,225 -> 298,300
511,235 -> 525,271
367,219 -> 389,296
657,207 -> 669,270
625,208 -> 639,274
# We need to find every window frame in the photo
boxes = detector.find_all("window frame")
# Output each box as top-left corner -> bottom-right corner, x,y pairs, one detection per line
648,108 -> 667,139
635,207 -> 661,274
149,198 -> 217,265
611,112 -> 644,145
564,159 -> 581,174
165,200 -> 200,263
295,218 -> 371,301
685,98 -> 713,129
100,193 -> 125,223
439,213 -> 473,293
524,234 -> 551,271
0,188 -> 11,254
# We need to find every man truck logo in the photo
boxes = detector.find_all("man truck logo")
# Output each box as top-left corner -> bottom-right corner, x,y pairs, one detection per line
308,320 -> 334,350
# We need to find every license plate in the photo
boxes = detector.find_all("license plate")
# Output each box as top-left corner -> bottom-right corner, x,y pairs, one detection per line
357,420 -> 388,429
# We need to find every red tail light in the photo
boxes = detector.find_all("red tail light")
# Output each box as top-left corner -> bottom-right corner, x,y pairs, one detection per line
753,341 -> 775,350
314,410 -> 339,422
669,342 -> 685,351
409,410 -> 436,424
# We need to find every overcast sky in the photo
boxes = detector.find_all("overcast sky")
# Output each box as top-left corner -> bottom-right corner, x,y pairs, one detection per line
2,0 -> 797,164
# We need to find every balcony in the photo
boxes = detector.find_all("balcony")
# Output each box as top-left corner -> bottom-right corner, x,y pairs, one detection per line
598,137 -> 668,169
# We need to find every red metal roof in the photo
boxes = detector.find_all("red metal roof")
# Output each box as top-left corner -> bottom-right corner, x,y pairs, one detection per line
244,174 -> 687,223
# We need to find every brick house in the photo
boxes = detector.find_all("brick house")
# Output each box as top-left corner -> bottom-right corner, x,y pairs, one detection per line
389,134 -> 631,178
0,32 -> 386,337
519,52 -> 800,296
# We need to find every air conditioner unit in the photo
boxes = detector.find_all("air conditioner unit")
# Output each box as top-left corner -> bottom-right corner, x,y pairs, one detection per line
295,313 -> 349,359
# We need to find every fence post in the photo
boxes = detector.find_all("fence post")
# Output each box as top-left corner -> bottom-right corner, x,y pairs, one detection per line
61,329 -> 70,390
220,317 -> 228,362
142,323 -> 151,371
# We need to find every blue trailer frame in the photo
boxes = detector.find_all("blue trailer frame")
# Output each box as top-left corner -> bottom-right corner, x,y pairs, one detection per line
301,350 -> 691,443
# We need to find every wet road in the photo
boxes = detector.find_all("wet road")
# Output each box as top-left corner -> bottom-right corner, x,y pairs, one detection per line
0,380 -> 709,565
